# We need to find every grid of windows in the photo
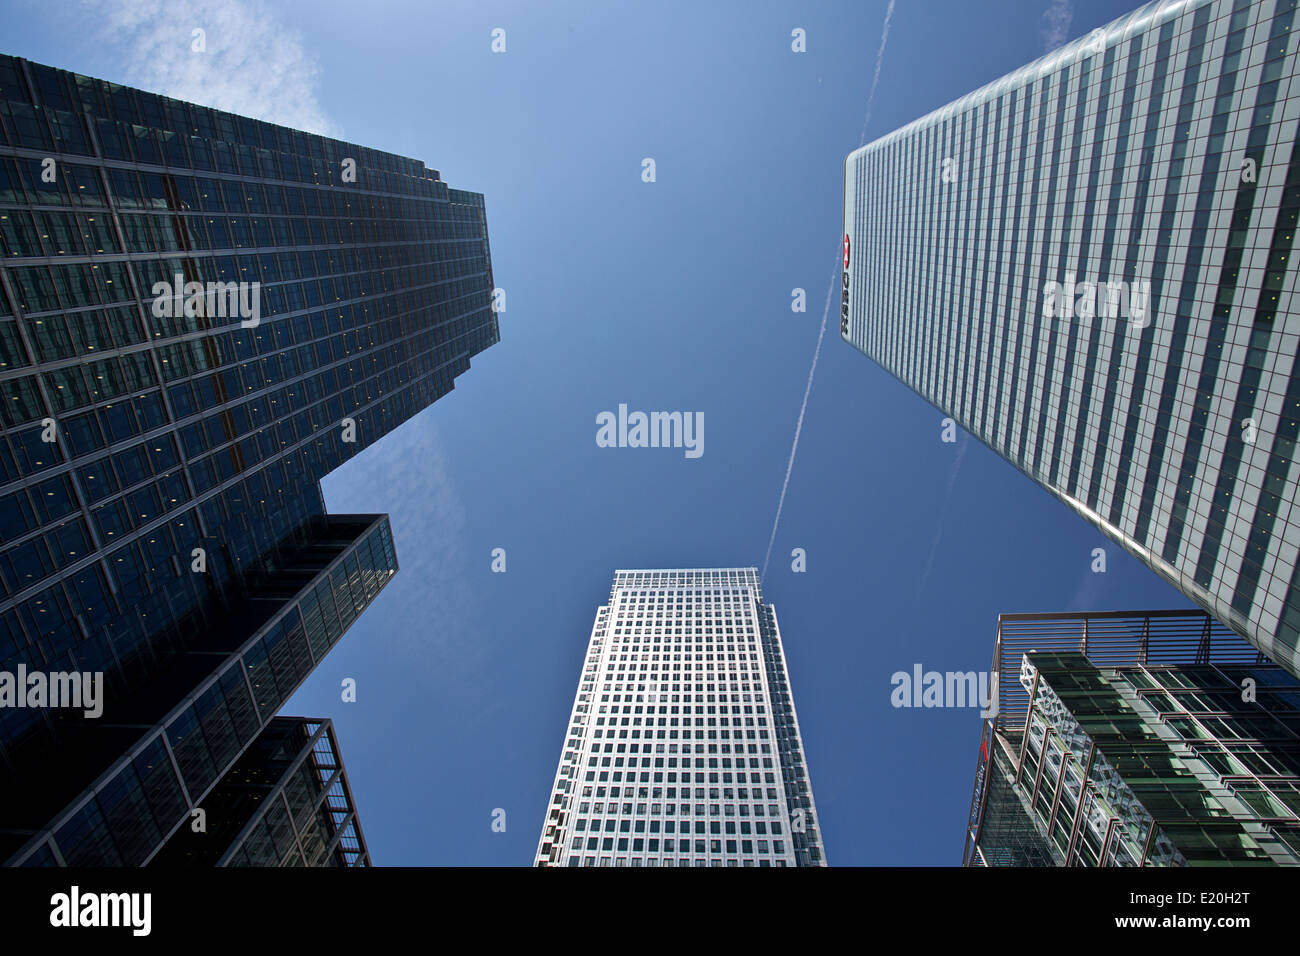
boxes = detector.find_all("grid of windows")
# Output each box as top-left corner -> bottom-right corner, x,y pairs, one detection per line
149,717 -> 370,868
0,57 -> 492,864
1008,651 -> 1300,864
843,0 -> 1300,677
0,56 -> 495,744
4,514 -> 394,866
965,610 -> 1300,867
535,568 -> 826,867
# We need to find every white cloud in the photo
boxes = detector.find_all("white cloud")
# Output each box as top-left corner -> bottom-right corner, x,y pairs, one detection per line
81,0 -> 339,136
1042,0 -> 1074,52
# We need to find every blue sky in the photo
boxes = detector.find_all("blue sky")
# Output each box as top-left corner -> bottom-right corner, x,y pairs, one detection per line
2,0 -> 1195,865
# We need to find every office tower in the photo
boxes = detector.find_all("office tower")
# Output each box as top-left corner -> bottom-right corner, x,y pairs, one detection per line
0,56 -> 497,864
150,716 -> 370,867
842,0 -> 1300,676
964,610 -> 1300,866
4,513 -> 395,866
535,568 -> 826,867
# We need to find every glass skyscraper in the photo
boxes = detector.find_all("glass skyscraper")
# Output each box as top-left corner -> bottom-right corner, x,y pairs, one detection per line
842,0 -> 1300,676
535,568 -> 826,867
0,56 -> 497,864
964,610 -> 1300,866
150,716 -> 370,867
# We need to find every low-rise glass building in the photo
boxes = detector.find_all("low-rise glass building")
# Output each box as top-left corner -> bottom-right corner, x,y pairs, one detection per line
965,610 -> 1300,866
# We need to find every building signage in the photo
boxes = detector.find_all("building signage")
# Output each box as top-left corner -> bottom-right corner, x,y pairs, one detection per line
840,235 -> 850,335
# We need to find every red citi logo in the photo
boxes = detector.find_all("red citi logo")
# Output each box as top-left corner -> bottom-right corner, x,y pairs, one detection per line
839,249 -> 851,335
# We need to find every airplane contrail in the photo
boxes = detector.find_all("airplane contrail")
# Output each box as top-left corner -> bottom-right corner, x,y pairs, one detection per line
860,0 -> 897,146
762,0 -> 898,583
761,261 -> 836,581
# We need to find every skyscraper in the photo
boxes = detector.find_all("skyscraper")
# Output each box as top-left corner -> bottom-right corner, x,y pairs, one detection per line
964,610 -> 1300,866
842,0 -> 1300,676
2,512 -> 394,866
0,56 -> 497,864
535,568 -> 826,867
149,716 -> 370,867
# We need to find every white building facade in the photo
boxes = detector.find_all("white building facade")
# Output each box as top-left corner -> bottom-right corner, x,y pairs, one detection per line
535,568 -> 826,866
843,0 -> 1300,676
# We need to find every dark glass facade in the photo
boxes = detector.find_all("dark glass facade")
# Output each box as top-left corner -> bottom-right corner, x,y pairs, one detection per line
150,716 -> 370,867
0,55 -> 496,864
965,610 -> 1300,866
4,513 -> 395,865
